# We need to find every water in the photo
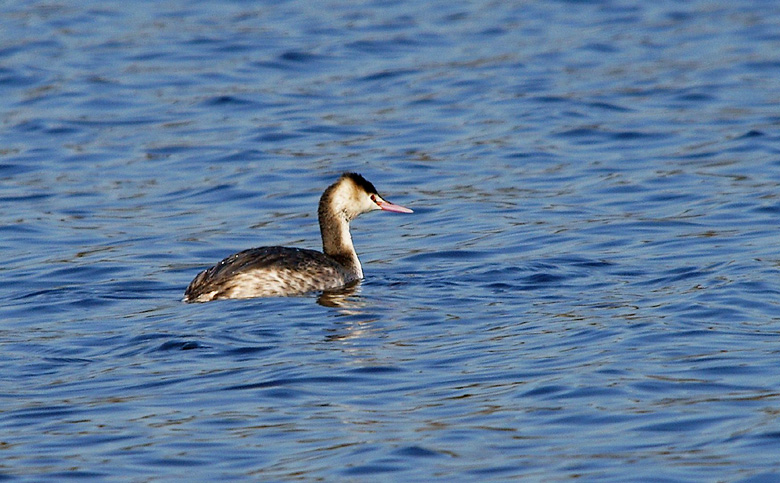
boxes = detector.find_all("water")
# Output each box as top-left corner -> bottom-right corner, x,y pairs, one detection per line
2,0 -> 780,480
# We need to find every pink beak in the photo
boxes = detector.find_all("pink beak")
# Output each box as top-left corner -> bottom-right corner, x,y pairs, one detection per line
377,199 -> 413,214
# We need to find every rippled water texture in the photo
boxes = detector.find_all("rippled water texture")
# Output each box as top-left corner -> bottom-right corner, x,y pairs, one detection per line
2,0 -> 780,480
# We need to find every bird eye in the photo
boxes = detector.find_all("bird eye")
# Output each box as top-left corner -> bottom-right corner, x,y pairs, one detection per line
370,194 -> 378,204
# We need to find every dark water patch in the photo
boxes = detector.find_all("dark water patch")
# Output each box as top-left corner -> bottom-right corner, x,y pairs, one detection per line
143,457 -> 210,468
210,149 -> 267,163
502,150 -> 560,161
253,51 -> 331,71
674,92 -> 716,102
210,41 -> 256,54
613,130 -> 666,141
254,131 -> 304,143
0,162 -> 35,176
278,51 -> 324,63
0,192 -> 53,203
359,68 -> 418,82
0,222 -> 42,235
225,375 -> 362,392
586,100 -> 632,112
299,124 -> 368,136
200,95 -> 256,107
742,61 -> 780,72
184,35 -> 222,47
582,42 -> 619,53
738,473 -> 780,483
520,384 -> 568,399
549,411 -> 633,426
225,346 -> 275,357
692,364 -> 763,377
486,281 -> 517,291
170,183 -> 260,205
752,432 -> 780,442
44,125 -> 82,136
533,95 -> 569,104
128,332 -> 185,345
145,144 -> 204,157
392,445 -> 445,458
467,465 -> 527,476
736,130 -> 764,139
77,96 -> 138,111
65,116 -> 157,127
677,150 -> 719,160
555,127 -> 671,145
342,464 -> 403,475
752,203 -> 780,214
155,340 -> 205,351
403,250 -> 490,262
102,280 -> 176,300
6,405 -> 82,424
161,183 -> 233,203
45,264 -> 128,282
46,470 -> 110,479
637,416 -> 732,433
41,357 -> 93,365
348,366 -> 404,375
11,283 -> 124,311
640,265 -> 711,286
0,68 -> 51,89
522,272 -> 570,286
345,37 -> 421,55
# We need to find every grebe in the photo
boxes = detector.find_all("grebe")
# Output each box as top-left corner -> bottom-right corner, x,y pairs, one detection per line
184,173 -> 413,302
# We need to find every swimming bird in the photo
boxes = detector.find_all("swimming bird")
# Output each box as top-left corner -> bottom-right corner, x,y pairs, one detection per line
184,173 -> 412,302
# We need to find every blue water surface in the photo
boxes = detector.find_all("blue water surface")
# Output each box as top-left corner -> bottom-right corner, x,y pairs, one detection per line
2,0 -> 780,481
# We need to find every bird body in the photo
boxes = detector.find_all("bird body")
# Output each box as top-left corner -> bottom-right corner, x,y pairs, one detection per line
184,173 -> 412,302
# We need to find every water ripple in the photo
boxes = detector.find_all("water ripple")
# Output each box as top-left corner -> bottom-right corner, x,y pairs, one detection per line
1,0 -> 780,481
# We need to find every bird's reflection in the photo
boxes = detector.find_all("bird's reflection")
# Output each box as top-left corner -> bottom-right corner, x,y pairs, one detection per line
316,281 -> 383,343
316,280 -> 363,310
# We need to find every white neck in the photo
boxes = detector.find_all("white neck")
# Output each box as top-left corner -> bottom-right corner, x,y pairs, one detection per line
318,188 -> 364,278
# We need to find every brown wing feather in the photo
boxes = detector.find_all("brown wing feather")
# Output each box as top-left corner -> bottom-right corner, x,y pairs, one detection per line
184,247 -> 351,302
